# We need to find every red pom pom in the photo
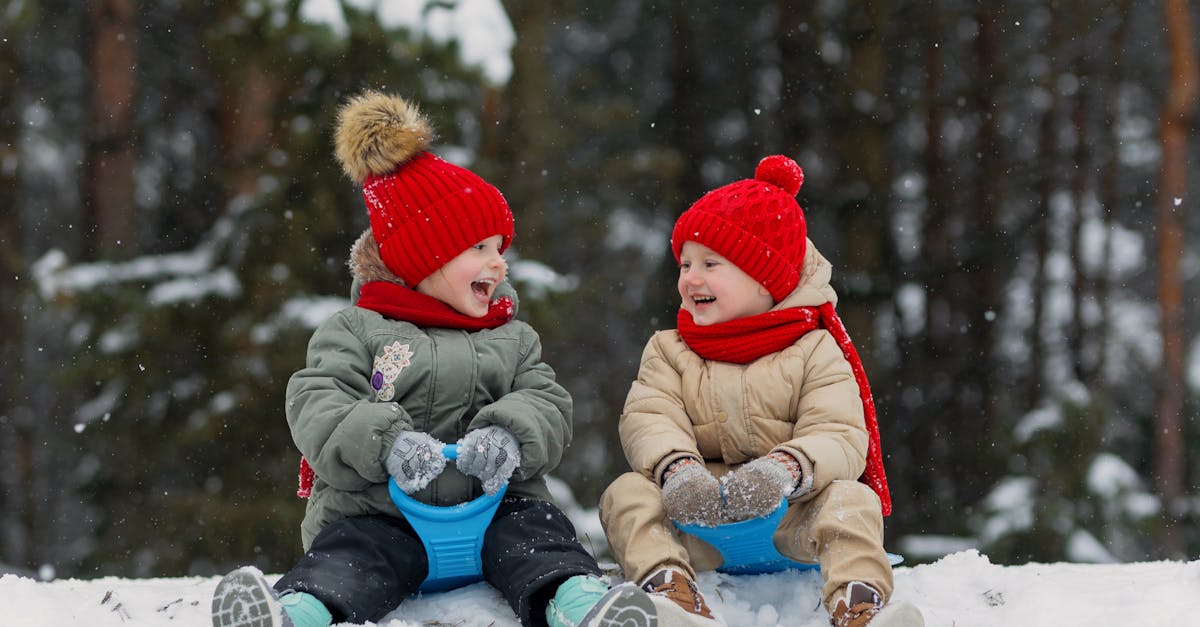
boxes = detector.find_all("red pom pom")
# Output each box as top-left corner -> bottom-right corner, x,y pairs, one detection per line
754,155 -> 804,195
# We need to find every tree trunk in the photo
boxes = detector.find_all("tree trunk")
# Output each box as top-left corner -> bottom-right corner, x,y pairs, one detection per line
497,0 -> 553,254
1095,0 -> 1134,391
85,0 -> 139,258
0,16 -> 22,567
1068,48 -> 1089,385
665,0 -> 704,204
964,2 -> 1005,494
916,0 -> 958,528
835,0 -> 890,359
1155,0 -> 1196,560
218,66 -> 276,200
1030,2 -> 1063,409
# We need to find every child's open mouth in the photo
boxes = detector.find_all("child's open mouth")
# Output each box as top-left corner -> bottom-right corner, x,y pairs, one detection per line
472,279 -> 495,301
693,295 -> 715,306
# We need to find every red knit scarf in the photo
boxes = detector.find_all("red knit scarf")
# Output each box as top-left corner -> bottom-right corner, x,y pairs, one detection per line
677,307 -> 821,364
676,302 -> 893,516
356,280 -> 515,330
295,281 -> 516,498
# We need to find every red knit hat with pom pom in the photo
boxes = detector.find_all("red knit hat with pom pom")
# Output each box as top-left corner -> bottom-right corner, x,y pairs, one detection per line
333,91 -> 514,287
671,155 -> 807,302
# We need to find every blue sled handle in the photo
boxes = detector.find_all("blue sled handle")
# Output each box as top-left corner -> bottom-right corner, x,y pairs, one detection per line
674,499 -> 903,576
388,441 -> 505,593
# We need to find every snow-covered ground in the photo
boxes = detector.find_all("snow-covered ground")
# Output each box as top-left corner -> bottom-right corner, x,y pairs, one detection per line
3,550 -> 1197,626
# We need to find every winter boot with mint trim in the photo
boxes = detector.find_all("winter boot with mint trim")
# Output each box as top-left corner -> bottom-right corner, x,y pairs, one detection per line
829,581 -> 924,627
546,574 -> 658,627
212,566 -> 332,627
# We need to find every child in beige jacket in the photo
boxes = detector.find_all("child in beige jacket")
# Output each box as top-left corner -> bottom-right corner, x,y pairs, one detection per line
600,155 -> 922,627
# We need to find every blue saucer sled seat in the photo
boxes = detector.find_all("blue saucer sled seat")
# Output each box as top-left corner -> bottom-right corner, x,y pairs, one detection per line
388,444 -> 506,592
395,448 -> 901,590
674,499 -> 902,575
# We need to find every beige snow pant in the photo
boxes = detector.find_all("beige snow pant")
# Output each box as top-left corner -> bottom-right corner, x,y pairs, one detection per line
599,470 -> 893,611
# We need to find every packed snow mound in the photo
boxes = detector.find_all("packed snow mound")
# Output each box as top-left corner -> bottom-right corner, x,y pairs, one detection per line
3,550 -> 1198,626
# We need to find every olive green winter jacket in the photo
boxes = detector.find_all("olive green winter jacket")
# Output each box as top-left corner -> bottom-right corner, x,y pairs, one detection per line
286,232 -> 573,549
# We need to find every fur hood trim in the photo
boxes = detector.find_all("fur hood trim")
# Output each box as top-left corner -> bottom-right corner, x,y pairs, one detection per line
349,230 -> 405,285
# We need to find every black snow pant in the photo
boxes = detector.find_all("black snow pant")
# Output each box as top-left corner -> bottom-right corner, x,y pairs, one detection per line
274,496 -> 603,627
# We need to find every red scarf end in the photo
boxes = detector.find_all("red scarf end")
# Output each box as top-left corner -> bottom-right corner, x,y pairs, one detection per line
297,457 -> 314,499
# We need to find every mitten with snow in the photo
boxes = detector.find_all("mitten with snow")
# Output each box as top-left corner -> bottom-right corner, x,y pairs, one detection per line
661,458 -> 724,526
385,431 -> 448,494
456,426 -> 521,495
720,452 -> 801,522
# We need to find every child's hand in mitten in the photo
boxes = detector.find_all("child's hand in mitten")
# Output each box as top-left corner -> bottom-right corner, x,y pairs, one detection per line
720,452 -> 801,522
661,458 -> 723,526
457,426 -> 521,495
385,431 -> 447,494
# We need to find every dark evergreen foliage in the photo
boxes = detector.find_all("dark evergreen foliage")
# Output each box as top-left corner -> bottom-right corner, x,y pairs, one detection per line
1,0 -> 1196,577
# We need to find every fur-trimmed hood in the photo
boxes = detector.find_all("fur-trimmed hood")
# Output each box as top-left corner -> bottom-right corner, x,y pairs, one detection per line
349,229 -> 403,285
347,229 -> 520,311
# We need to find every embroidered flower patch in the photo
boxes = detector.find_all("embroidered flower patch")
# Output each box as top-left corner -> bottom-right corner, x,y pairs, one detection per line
372,341 -> 414,401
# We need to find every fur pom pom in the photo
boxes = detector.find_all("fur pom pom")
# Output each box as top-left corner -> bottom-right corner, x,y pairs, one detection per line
754,154 -> 804,196
334,91 -> 433,182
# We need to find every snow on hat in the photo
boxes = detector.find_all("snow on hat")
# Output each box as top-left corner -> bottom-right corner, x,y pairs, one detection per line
670,155 -> 807,302
334,91 -> 514,287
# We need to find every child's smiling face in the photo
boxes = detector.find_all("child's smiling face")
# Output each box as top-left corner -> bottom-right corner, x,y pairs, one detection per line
677,241 -> 774,326
416,234 -> 507,317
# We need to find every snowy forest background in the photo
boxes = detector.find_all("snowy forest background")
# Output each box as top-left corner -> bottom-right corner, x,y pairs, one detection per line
1,0 -> 1198,582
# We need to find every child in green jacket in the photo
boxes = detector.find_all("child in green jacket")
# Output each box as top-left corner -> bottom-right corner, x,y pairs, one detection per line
211,92 -> 656,627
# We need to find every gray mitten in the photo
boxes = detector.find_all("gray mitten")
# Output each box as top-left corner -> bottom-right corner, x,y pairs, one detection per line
457,426 -> 521,495
661,459 -> 724,526
385,431 -> 447,494
720,453 -> 799,522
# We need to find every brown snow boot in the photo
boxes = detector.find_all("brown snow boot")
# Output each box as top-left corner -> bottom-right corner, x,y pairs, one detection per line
830,581 -> 924,627
640,568 -> 722,626
831,581 -> 882,627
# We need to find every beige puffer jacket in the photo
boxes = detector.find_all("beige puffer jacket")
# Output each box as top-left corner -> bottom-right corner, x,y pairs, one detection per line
618,240 -> 867,501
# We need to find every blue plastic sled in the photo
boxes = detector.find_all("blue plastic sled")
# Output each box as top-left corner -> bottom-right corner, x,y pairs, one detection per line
674,499 -> 903,576
388,444 -> 506,593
